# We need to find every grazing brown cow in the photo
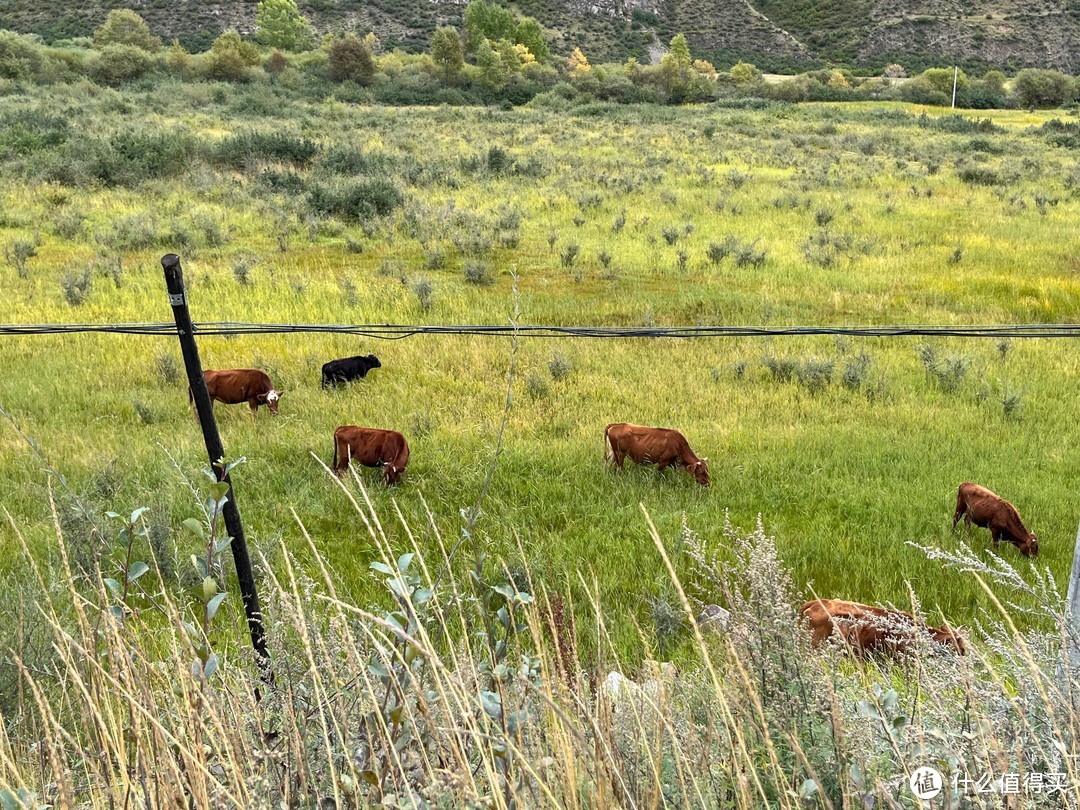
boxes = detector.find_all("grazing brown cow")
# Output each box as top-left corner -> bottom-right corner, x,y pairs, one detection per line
603,423 -> 709,487
332,426 -> 410,486
800,598 -> 966,656
191,369 -> 283,416
953,481 -> 1038,558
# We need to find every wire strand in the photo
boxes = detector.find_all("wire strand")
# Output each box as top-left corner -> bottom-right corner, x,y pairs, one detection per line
2,322 -> 1080,339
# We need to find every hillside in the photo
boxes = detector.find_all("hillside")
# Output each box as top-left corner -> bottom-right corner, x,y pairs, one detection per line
1,0 -> 1079,74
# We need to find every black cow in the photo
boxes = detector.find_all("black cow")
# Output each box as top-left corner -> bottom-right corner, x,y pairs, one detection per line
321,354 -> 381,388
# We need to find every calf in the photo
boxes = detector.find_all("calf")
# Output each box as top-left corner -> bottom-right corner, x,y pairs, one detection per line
322,354 -> 381,388
800,598 -> 966,657
953,481 -> 1038,558
332,426 -> 410,486
603,422 -> 709,486
192,369 -> 283,416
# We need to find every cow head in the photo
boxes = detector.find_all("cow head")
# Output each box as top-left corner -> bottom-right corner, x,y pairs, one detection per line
691,458 -> 710,487
384,464 -> 402,486
930,625 -> 967,655
1020,533 -> 1039,558
368,354 -> 382,368
260,389 -> 283,415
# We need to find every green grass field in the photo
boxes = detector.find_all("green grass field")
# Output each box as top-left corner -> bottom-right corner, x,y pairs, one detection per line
1,84 -> 1079,658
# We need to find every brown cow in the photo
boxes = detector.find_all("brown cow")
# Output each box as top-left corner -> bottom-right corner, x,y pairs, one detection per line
603,423 -> 709,487
191,369 -> 283,416
953,481 -> 1038,558
800,598 -> 966,656
332,426 -> 410,486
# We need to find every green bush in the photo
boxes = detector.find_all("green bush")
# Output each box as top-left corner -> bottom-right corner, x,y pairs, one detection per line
214,131 -> 320,170
1012,68 -> 1075,109
307,179 -> 403,220
326,33 -> 375,84
93,9 -> 162,52
90,44 -> 155,85
0,31 -> 44,80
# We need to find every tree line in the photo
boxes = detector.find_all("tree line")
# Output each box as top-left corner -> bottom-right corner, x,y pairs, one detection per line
1,0 -> 1078,110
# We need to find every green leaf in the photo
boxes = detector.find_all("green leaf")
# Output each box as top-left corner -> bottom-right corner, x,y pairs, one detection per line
190,657 -> 203,680
104,511 -> 122,520
128,561 -> 150,581
209,481 -> 231,502
214,537 -> 233,554
507,708 -> 528,735
798,778 -> 819,800
181,621 -> 197,637
109,605 -> 125,622
360,770 -> 379,787
480,690 -> 502,721
182,518 -> 206,540
203,652 -> 219,680
515,592 -> 534,605
397,552 -> 415,572
388,703 -> 406,724
104,578 -> 122,598
368,660 -> 389,679
206,592 -> 227,621
224,457 -> 247,475
492,583 -> 515,600
497,606 -> 510,630
191,555 -> 208,578
413,587 -> 433,606
892,715 -> 910,730
370,561 -> 394,575
130,506 -> 148,524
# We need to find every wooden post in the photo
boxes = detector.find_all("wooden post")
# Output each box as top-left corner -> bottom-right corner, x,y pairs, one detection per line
1064,517 -> 1080,671
161,254 -> 272,688
951,66 -> 958,109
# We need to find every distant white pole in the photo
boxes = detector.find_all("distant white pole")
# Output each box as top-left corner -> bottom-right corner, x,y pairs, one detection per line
951,66 -> 958,108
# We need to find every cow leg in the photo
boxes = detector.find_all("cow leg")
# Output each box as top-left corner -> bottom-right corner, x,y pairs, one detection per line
952,494 -> 967,531
248,398 -> 259,416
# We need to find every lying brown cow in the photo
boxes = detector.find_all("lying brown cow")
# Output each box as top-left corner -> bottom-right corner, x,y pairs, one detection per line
953,481 -> 1038,558
800,598 -> 966,656
332,426 -> 410,486
192,369 -> 283,416
603,423 -> 709,486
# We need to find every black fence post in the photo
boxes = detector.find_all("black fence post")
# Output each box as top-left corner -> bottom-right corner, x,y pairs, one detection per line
162,253 -> 272,689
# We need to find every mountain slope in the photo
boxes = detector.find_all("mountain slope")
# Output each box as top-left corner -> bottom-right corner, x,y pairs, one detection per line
1,0 -> 1077,73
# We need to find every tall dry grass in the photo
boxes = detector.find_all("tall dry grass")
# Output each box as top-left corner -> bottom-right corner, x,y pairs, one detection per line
1,464 -> 1079,808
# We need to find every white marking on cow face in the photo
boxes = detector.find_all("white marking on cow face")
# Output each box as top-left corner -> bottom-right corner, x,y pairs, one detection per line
266,390 -> 280,403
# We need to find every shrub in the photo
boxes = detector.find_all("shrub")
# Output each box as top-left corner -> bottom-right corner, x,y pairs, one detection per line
4,236 -> 39,279
1012,68 -> 1073,109
205,31 -> 260,82
763,354 -> 797,382
412,277 -> 434,310
548,352 -> 572,380
92,130 -> 194,186
155,352 -> 181,384
0,31 -> 44,80
307,179 -> 403,221
326,33 -> 375,84
215,131 -> 320,170
61,266 -> 93,306
94,9 -> 162,51
463,260 -> 495,286
841,351 -> 872,391
90,44 -> 155,86
232,256 -> 255,285
559,242 -> 580,268
795,358 -> 834,393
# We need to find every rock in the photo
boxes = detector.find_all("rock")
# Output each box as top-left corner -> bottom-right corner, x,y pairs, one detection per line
696,604 -> 730,633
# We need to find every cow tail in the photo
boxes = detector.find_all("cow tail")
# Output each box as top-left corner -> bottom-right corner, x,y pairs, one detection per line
603,424 -> 612,465
332,431 -> 339,470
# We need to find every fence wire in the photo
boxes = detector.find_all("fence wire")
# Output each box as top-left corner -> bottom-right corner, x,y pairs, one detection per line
2,322 -> 1080,339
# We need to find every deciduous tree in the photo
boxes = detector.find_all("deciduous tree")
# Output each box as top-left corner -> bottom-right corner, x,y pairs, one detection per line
255,0 -> 314,52
326,33 -> 376,84
430,26 -> 464,83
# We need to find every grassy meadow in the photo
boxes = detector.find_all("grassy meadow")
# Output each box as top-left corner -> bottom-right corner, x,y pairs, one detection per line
2,82 -> 1080,662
